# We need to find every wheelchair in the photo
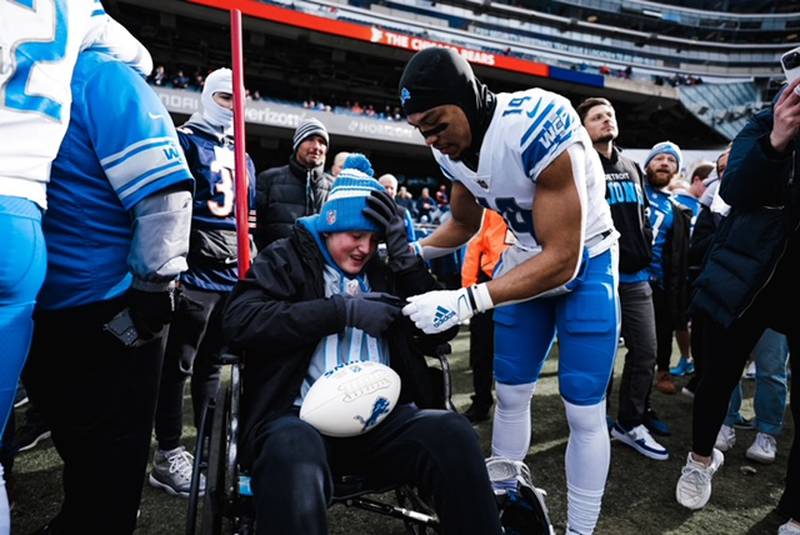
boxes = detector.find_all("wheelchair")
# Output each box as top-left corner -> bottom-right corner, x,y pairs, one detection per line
185,344 -> 457,535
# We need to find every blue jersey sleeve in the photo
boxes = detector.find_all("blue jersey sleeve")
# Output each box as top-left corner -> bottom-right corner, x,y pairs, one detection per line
84,57 -> 192,210
515,95 -> 581,181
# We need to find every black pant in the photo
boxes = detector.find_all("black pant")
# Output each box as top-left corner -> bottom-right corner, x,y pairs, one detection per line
154,287 -> 224,451
250,405 -> 502,535
24,297 -> 165,534
616,281 -> 658,427
469,309 -> 494,409
691,284 -> 800,519
650,283 -> 674,372
686,312 -> 706,393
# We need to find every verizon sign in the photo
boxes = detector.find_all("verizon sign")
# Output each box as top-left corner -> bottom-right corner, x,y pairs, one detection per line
153,87 -> 423,146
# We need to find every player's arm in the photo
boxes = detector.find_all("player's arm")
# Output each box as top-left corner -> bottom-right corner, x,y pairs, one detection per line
85,55 -> 193,336
485,147 -> 583,304
402,146 -> 585,334
414,181 -> 483,258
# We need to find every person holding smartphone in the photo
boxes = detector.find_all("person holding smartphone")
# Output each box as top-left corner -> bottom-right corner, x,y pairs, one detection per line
22,49 -> 193,533
674,77 -> 800,535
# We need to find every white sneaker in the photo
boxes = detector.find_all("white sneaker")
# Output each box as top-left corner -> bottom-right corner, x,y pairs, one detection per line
675,449 -> 724,510
746,432 -> 777,464
714,425 -> 736,452
778,520 -> 800,534
611,423 -> 669,461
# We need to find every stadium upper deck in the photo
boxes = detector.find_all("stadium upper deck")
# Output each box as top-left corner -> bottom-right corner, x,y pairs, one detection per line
112,0 -> 787,174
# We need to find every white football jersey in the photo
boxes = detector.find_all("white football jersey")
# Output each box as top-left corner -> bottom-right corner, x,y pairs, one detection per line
433,89 -> 616,278
0,0 -> 151,209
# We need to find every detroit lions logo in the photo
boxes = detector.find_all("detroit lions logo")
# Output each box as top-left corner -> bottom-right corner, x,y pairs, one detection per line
326,209 -> 337,225
400,87 -> 411,106
354,397 -> 392,432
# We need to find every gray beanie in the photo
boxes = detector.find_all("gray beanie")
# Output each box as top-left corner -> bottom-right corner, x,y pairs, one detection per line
293,118 -> 329,153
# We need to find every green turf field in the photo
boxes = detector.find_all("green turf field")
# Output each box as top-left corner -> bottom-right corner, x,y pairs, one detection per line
10,330 -> 792,534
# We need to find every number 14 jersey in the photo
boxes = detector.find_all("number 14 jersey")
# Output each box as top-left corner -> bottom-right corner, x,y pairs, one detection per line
433,88 -> 616,278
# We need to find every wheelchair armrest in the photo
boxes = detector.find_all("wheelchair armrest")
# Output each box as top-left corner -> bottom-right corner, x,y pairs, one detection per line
425,343 -> 456,413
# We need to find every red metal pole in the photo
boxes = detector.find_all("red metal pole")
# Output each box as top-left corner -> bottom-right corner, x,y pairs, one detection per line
231,8 -> 251,279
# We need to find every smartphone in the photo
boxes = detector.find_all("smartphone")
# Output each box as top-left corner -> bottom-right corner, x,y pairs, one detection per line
781,46 -> 800,93
104,308 -> 141,347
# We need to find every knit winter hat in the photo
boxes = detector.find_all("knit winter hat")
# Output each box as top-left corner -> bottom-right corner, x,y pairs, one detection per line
644,141 -> 683,172
314,154 -> 385,234
293,118 -> 329,153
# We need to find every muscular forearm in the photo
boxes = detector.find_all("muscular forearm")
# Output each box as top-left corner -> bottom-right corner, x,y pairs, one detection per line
420,215 -> 478,250
486,248 -> 579,305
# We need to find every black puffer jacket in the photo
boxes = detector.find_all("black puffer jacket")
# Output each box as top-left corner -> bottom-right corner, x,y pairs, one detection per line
223,223 -> 457,465
254,157 -> 332,250
691,107 -> 800,329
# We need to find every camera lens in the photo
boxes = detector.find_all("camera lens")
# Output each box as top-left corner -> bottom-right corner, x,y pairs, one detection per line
784,52 -> 800,71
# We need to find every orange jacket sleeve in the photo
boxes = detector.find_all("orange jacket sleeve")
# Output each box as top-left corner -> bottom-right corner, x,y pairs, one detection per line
462,210 -> 510,287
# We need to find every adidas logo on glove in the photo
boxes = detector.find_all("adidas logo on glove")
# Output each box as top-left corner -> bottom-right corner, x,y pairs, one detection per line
433,305 -> 456,328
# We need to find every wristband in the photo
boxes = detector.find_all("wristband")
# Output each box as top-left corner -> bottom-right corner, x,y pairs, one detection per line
471,283 -> 494,313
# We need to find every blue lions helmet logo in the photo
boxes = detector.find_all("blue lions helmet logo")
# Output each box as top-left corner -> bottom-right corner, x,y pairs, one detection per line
400,87 -> 411,106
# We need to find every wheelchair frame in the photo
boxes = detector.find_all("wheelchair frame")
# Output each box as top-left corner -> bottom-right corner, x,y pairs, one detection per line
186,345 -> 455,535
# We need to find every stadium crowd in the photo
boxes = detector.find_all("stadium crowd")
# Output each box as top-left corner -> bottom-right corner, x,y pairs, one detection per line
1,2 -> 799,535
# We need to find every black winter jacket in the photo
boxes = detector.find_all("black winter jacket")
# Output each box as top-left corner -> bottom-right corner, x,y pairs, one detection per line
599,147 -> 653,274
223,224 -> 457,465
664,200 -> 692,327
254,157 -> 332,250
691,107 -> 800,329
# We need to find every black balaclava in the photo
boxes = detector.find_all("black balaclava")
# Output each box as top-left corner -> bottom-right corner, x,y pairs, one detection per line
399,48 -> 496,170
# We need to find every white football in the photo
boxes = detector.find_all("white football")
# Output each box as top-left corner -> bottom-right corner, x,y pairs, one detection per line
300,361 -> 401,437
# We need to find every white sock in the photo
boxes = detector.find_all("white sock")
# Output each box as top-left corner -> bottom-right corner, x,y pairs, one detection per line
0,463 -> 9,535
491,381 -> 537,460
564,398 -> 609,535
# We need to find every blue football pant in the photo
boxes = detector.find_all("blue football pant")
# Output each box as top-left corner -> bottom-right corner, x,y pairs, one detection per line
0,196 -> 46,439
493,247 -> 620,405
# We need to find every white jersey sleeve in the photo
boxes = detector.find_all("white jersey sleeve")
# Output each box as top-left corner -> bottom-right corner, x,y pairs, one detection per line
502,88 -> 583,182
0,0 -> 152,209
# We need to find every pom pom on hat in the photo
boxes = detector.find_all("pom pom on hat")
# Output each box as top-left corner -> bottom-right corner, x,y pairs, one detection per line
341,153 -> 374,177
315,154 -> 385,234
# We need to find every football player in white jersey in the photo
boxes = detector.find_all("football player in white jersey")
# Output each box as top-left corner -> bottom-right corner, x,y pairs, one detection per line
0,3 -> 152,531
399,48 -> 620,535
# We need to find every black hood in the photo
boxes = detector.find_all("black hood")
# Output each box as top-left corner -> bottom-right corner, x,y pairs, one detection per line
399,48 -> 496,167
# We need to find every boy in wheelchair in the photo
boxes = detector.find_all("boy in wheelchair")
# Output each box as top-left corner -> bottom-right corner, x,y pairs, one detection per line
224,155 -> 503,535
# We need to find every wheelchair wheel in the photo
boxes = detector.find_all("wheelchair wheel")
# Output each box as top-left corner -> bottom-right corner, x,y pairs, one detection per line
186,399 -> 213,535
200,380 -> 231,535
396,485 -> 439,534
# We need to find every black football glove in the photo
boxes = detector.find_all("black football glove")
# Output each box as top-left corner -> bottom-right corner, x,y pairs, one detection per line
336,292 -> 403,338
128,287 -> 176,340
363,190 -> 418,272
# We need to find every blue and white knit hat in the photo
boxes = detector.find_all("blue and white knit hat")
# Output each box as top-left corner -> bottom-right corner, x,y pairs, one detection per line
293,118 -> 329,153
315,154 -> 385,234
644,141 -> 683,171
